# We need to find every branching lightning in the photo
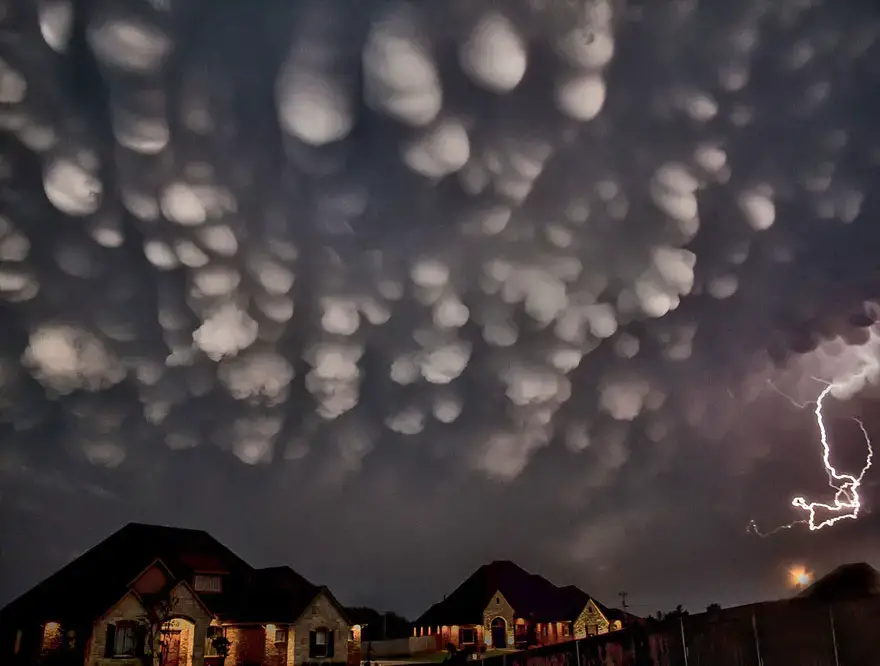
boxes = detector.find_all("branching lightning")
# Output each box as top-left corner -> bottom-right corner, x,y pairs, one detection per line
748,380 -> 874,537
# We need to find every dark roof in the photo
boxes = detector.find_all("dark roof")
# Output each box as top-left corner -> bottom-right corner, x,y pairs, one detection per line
0,523 -> 336,628
236,566 -> 320,622
415,560 -> 627,626
796,562 -> 880,602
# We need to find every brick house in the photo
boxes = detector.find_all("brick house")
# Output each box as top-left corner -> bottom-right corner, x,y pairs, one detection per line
0,523 -> 355,666
412,561 -> 631,651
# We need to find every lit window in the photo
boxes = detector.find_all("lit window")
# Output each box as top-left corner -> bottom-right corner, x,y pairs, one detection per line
115,624 -> 137,656
193,575 -> 222,593
14,630 -> 22,655
275,628 -> 288,644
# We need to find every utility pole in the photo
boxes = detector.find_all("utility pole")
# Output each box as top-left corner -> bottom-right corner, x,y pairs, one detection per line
618,592 -> 628,613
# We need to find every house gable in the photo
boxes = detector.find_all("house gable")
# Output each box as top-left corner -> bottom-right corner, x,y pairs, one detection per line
573,599 -> 609,639
292,590 -> 350,664
481,591 -> 514,647
89,581 -> 214,666
129,559 -> 172,596
166,581 -> 214,624
97,591 -> 147,625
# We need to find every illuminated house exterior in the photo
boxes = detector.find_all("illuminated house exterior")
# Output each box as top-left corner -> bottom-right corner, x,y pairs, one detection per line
413,561 -> 629,651
0,523 -> 356,666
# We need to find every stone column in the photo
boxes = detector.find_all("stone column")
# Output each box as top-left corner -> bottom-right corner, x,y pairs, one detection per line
191,621 -> 208,666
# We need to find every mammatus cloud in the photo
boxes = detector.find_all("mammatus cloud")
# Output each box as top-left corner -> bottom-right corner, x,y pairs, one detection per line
1,0 -> 880,615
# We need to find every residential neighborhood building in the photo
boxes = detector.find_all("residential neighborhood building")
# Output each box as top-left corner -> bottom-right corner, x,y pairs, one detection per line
794,562 -> 880,602
412,560 -> 633,651
0,523 -> 356,666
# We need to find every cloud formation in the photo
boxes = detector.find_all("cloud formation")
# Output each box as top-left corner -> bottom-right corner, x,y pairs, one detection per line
2,0 -> 880,617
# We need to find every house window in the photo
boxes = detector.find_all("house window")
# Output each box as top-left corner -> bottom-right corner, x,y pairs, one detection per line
309,628 -> 333,659
13,630 -> 22,654
193,574 -> 222,593
561,624 -> 570,637
495,597 -> 500,604
275,628 -> 288,644
115,624 -> 137,656
206,627 -> 225,656
459,628 -> 475,645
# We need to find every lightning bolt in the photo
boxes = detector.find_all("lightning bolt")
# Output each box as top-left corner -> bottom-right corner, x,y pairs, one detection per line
748,381 -> 874,537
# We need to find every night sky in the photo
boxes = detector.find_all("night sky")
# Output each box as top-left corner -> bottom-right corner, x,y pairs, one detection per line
2,0 -> 880,622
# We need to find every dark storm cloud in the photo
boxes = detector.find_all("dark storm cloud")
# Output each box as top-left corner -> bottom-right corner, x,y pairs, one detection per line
2,0 -> 880,618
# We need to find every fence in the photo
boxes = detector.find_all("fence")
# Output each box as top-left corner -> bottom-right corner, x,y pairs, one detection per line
362,636 -> 441,658
480,596 -> 880,666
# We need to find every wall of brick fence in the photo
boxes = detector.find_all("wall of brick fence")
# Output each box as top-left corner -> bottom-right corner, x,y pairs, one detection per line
480,596 -> 880,666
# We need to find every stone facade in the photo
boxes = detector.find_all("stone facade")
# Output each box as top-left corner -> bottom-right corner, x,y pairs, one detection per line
481,591 -> 515,648
573,600 -> 609,640
292,591 -> 349,665
87,577 -> 212,666
34,585 -> 349,666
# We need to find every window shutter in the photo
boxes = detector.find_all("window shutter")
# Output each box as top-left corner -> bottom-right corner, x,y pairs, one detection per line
104,625 -> 116,657
309,631 -> 317,658
327,631 -> 335,658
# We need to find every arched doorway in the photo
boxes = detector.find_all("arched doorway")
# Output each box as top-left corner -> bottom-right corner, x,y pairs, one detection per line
161,617 -> 195,666
490,618 -> 507,648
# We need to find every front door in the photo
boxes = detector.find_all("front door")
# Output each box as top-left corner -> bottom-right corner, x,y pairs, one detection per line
163,630 -> 182,666
491,618 -> 507,648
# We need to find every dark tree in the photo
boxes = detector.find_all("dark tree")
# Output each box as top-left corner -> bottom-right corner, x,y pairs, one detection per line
345,607 -> 411,641
211,634 -> 231,666
137,586 -> 179,666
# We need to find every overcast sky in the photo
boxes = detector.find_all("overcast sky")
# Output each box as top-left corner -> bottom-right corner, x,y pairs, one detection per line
2,0 -> 880,621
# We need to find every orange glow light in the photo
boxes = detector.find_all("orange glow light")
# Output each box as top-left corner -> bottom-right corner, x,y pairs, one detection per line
789,565 -> 813,588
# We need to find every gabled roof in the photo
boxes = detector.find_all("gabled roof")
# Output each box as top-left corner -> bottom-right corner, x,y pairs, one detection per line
0,523 -> 247,626
415,560 -> 628,626
235,566 -> 319,623
796,562 -> 880,602
0,523 -> 344,628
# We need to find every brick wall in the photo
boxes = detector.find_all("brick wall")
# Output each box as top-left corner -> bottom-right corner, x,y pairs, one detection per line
225,626 -> 267,666
264,625 -> 293,666
222,623 -> 297,666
